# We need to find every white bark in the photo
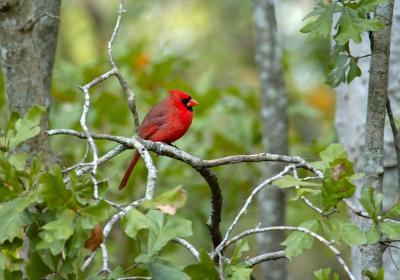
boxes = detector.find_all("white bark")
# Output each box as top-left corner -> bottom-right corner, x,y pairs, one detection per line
335,32 -> 370,280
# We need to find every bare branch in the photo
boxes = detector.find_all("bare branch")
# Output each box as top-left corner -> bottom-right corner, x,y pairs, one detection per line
47,129 -> 321,176
223,226 -> 355,280
107,0 -> 140,131
196,167 -> 223,250
386,95 -> 400,191
173,238 -> 200,261
214,165 -> 294,256
244,251 -> 286,267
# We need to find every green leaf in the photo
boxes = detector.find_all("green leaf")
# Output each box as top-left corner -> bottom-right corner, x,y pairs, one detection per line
121,208 -> 150,239
0,197 -> 32,243
300,2 -> 337,41
347,56 -> 361,83
321,177 -> 355,210
320,217 -> 366,245
135,210 -> 193,263
227,266 -> 253,280
184,250 -> 219,280
0,253 -> 5,280
107,266 -> 125,279
335,7 -> 384,45
37,210 -> 75,255
142,186 -> 187,215
146,210 -> 192,256
149,262 -> 190,280
26,251 -> 52,280
380,221 -> 400,239
319,143 -> 348,165
274,175 -> 321,189
0,154 -> 24,201
282,220 -> 320,259
8,153 -> 29,171
314,267 -> 339,280
38,167 -> 75,211
357,0 -> 389,14
365,225 -> 380,244
327,53 -> 349,87
79,200 -> 111,229
365,268 -> 384,280
8,105 -> 44,149
231,240 -> 249,264
359,186 -> 381,221
383,201 -> 400,219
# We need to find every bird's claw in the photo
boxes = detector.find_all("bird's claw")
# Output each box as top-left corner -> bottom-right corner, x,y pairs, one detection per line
168,143 -> 180,150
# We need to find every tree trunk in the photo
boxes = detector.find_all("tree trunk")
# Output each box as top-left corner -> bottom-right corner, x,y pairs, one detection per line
253,0 -> 289,279
382,0 -> 400,278
335,33 -> 370,279
361,1 -> 394,278
335,2 -> 399,278
0,1 -> 60,277
0,0 -> 61,159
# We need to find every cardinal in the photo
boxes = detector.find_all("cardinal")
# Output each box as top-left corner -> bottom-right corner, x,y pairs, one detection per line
119,89 -> 199,190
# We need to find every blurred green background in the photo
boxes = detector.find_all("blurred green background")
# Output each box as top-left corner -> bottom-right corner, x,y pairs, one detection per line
0,0 -> 344,278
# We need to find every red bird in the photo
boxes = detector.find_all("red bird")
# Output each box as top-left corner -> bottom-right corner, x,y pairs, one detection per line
119,89 -> 199,190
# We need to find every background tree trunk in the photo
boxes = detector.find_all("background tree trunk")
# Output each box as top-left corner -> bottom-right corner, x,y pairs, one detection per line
253,0 -> 289,279
0,0 -> 61,159
335,33 -> 370,280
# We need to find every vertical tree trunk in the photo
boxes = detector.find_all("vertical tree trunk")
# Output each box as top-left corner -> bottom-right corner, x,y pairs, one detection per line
381,0 -> 400,278
361,0 -> 394,277
335,33 -> 370,279
335,2 -> 400,278
253,0 -> 289,279
0,0 -> 61,158
0,1 -> 60,277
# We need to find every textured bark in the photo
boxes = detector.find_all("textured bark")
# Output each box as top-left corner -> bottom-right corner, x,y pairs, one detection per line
361,1 -> 394,277
0,3 -> 60,277
382,0 -> 400,278
0,0 -> 61,159
253,0 -> 288,279
335,2 -> 400,278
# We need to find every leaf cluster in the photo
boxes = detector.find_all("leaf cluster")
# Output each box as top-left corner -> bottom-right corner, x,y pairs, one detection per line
301,0 -> 387,87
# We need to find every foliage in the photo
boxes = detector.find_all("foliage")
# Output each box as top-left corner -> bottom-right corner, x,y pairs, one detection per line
275,143 -> 400,267
301,0 -> 387,87
3,104 -> 400,280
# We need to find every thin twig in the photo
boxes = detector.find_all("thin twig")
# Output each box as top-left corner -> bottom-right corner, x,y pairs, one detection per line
223,226 -> 355,280
107,0 -> 140,131
173,238 -> 200,260
292,167 -> 335,216
386,95 -> 400,192
214,166 -> 294,255
244,251 -> 286,267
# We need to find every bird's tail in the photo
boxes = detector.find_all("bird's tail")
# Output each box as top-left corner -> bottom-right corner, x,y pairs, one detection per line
118,151 -> 141,190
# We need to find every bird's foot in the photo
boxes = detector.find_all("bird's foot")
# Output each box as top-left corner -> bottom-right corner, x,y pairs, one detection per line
168,143 -> 180,150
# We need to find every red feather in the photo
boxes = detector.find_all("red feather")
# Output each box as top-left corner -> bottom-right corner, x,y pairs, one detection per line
118,90 -> 198,190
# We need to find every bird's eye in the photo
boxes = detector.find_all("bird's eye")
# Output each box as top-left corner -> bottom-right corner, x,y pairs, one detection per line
181,97 -> 191,104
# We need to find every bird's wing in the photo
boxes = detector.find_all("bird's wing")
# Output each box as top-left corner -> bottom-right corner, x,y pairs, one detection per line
139,100 -> 171,139
140,124 -> 159,139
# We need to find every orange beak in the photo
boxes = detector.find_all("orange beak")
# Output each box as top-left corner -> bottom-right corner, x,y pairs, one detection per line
187,98 -> 199,107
